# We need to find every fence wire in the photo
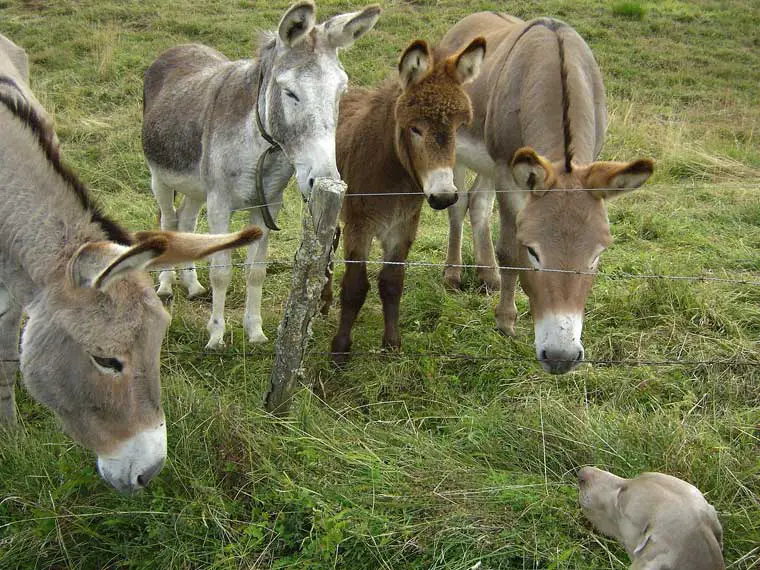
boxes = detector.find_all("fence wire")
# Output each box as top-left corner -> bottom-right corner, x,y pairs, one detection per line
157,349 -> 760,370
153,258 -> 760,286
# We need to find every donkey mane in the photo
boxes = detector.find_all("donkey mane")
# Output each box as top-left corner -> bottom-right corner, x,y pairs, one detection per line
556,33 -> 574,173
0,88 -> 132,245
496,18 -> 575,172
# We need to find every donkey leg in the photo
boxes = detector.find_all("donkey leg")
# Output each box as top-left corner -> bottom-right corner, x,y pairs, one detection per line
444,164 -> 468,290
151,174 -> 178,299
175,195 -> 206,299
0,284 -> 21,426
379,215 -> 418,350
331,224 -> 372,366
205,199 -> 233,349
494,182 -> 521,337
469,175 -> 500,292
243,218 -> 273,344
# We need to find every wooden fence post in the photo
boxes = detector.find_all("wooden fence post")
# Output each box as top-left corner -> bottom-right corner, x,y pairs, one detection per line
264,177 -> 346,415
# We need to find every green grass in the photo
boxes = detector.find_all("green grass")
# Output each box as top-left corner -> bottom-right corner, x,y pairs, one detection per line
1,0 -> 759,568
611,1 -> 645,21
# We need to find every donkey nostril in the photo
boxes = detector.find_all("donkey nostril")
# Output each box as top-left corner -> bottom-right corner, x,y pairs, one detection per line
137,474 -> 146,487
576,350 -> 583,361
308,177 -> 315,189
540,349 -> 548,361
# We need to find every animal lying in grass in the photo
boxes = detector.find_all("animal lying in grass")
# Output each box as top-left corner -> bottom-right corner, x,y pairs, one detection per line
0,32 -> 261,492
322,36 -> 487,366
578,466 -> 725,570
439,12 -> 654,374
142,1 -> 380,349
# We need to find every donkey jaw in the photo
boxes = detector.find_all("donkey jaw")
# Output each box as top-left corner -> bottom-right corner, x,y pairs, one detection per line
293,135 -> 340,199
534,311 -> 585,375
422,168 -> 458,210
96,421 -> 167,493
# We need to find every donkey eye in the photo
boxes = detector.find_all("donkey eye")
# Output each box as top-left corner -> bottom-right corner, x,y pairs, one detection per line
410,126 -> 422,137
90,355 -> 124,374
526,246 -> 541,264
285,89 -> 300,102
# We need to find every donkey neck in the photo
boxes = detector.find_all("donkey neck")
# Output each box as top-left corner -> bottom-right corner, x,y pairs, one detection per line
0,104 -> 124,293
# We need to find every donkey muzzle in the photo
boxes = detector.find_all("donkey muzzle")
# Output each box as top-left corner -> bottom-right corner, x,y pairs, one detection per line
534,312 -> 585,375
96,421 -> 167,493
423,168 -> 458,210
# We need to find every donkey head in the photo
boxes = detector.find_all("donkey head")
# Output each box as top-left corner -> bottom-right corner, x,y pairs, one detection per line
261,1 -> 381,198
20,227 -> 261,492
511,147 -> 654,374
394,37 -> 486,210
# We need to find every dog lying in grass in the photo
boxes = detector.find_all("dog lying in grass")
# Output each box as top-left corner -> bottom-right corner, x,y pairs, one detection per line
578,466 -> 724,570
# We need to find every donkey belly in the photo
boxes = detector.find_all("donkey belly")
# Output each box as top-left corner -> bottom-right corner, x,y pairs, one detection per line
147,162 -> 206,200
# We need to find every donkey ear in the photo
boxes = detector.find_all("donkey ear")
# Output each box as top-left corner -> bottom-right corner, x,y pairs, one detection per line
324,5 -> 381,49
398,40 -> 433,88
448,36 -> 486,84
69,237 -> 168,291
585,159 -> 654,200
133,226 -> 263,267
278,1 -> 316,47
511,147 -> 556,194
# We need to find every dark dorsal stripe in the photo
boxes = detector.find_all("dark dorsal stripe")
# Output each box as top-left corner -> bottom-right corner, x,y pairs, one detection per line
498,18 -> 574,171
0,89 -> 133,245
556,33 -> 574,173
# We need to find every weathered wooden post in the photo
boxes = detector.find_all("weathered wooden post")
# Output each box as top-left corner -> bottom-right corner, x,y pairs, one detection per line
264,177 -> 346,415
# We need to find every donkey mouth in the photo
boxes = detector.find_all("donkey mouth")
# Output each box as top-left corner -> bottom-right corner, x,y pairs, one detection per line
427,192 -> 458,210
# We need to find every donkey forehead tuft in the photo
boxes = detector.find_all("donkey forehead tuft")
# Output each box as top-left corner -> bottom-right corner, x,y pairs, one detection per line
397,72 -> 471,125
51,277 -> 163,351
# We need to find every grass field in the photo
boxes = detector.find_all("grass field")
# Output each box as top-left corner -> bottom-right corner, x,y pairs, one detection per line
1,0 -> 759,568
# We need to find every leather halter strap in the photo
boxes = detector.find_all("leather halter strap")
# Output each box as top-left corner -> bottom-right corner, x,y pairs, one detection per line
253,63 -> 282,231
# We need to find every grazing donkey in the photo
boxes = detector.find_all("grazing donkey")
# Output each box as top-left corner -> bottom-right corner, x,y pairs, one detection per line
0,44 -> 261,491
439,13 -> 654,374
324,37 -> 487,366
142,1 -> 381,349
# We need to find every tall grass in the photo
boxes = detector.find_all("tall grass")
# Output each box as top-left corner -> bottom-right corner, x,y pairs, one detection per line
1,0 -> 759,568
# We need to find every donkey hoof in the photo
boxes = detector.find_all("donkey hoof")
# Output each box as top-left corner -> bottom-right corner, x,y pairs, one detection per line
205,337 -> 226,350
156,287 -> 173,301
186,285 -> 208,300
496,323 -> 516,338
247,331 -> 269,344
443,270 -> 462,291
330,337 -> 351,368
478,272 -> 501,293
331,351 -> 350,369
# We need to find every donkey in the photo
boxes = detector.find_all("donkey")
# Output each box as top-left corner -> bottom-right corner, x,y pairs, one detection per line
439,13 -> 654,374
324,37 -> 487,366
0,53 -> 261,491
142,1 -> 380,349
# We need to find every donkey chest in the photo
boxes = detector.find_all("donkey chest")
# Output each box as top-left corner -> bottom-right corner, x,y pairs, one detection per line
456,131 -> 497,176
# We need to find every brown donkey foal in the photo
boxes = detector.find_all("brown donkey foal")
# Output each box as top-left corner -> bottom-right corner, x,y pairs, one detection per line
325,37 -> 486,365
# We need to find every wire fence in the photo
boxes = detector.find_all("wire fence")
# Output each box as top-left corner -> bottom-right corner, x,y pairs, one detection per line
158,349 -> 760,369
153,258 -> 760,287
143,181 -> 760,372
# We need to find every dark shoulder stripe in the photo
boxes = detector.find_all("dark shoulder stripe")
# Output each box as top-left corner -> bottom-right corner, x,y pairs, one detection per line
0,89 -> 133,245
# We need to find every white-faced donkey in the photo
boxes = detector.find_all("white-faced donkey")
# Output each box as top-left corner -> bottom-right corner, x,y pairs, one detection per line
142,1 -> 381,349
0,33 -> 261,492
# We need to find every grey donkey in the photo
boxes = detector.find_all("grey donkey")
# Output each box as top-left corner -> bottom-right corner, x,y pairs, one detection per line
579,466 -> 725,570
142,1 -> 381,349
0,34 -> 262,492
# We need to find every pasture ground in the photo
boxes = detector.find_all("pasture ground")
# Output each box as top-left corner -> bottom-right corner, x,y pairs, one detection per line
1,0 -> 759,568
